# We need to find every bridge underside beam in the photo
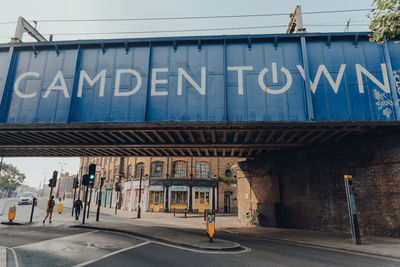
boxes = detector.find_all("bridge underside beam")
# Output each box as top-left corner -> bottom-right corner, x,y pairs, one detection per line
0,122 -> 397,157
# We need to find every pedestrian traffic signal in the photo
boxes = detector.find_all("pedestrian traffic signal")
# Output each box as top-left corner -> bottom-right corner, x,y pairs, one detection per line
88,164 -> 96,186
82,174 -> 89,186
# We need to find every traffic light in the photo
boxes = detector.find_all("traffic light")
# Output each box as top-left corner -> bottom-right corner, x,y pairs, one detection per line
48,179 -> 53,187
88,164 -> 96,186
51,171 -> 58,187
100,177 -> 105,188
115,182 -> 121,192
82,174 -> 89,186
73,177 -> 79,189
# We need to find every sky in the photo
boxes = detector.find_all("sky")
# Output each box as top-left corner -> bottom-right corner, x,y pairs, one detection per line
0,0 -> 374,188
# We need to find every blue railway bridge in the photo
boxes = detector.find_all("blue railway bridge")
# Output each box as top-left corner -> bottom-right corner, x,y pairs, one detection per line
0,32 -> 399,157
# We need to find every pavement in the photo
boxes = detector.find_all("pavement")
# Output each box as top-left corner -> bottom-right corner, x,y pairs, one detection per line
2,197 -> 400,259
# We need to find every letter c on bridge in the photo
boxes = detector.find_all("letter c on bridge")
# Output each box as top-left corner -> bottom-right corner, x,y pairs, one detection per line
14,72 -> 40,99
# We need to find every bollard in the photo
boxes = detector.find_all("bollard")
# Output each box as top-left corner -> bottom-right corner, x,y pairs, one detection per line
204,210 -> 207,221
173,208 -> 176,216
185,211 -> 187,218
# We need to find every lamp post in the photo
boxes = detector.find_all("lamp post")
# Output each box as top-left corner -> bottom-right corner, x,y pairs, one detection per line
56,162 -> 67,199
137,168 -> 144,218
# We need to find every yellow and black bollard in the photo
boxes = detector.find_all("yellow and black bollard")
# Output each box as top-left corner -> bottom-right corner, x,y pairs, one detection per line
8,206 -> 16,223
58,203 -> 63,214
206,212 -> 215,241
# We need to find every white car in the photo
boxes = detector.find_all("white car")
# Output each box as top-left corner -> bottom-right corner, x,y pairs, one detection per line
18,192 -> 34,205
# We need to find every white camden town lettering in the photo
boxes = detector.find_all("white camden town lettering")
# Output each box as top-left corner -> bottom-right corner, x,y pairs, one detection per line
13,63 -> 391,99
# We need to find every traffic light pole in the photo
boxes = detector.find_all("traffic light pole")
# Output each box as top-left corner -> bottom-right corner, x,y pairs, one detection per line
96,190 -> 102,221
87,186 -> 92,219
29,197 -> 36,223
115,191 -> 119,215
82,185 -> 89,224
96,177 -> 105,222
71,185 -> 76,217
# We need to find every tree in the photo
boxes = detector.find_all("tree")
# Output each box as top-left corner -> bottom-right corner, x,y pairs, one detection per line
368,0 -> 400,44
0,162 -> 26,191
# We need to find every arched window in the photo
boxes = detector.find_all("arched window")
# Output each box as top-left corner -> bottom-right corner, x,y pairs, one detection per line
127,165 -> 132,179
172,161 -> 187,178
196,162 -> 210,179
136,162 -> 145,177
151,161 -> 164,177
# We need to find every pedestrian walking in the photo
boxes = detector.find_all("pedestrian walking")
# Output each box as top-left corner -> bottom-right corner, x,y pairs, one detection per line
74,198 -> 83,220
43,195 -> 55,224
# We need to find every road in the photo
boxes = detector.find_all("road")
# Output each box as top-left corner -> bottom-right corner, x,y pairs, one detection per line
1,223 -> 400,267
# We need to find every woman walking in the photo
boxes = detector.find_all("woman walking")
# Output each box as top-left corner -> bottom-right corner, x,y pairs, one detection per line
43,195 -> 55,224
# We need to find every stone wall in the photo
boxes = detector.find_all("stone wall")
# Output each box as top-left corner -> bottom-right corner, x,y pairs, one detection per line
237,134 -> 400,236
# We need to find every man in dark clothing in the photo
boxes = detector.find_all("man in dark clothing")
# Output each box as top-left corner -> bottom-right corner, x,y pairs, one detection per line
74,199 -> 83,220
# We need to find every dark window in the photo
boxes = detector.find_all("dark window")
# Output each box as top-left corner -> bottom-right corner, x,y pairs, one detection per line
151,161 -> 164,177
136,162 -> 145,177
196,162 -> 210,179
172,161 -> 187,178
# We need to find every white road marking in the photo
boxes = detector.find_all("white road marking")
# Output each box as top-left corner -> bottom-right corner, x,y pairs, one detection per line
9,247 -> 19,267
12,230 -> 98,249
73,241 -> 151,267
0,246 -> 7,267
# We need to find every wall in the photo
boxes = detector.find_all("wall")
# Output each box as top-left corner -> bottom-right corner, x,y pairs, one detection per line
237,133 -> 400,236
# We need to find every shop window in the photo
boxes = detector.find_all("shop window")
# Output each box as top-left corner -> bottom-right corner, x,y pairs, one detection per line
196,162 -> 210,179
195,191 -> 209,204
150,191 -> 164,204
224,168 -> 233,177
136,162 -> 145,177
172,161 -> 187,178
171,191 -> 188,203
151,161 -> 164,177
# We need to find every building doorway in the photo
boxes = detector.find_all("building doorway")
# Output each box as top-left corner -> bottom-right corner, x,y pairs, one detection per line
224,192 -> 231,213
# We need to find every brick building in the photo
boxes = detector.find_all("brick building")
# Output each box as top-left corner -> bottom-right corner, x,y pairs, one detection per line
236,133 -> 400,237
78,156 -> 240,214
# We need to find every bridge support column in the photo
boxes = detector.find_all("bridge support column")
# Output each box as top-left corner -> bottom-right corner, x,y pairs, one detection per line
237,159 -> 280,227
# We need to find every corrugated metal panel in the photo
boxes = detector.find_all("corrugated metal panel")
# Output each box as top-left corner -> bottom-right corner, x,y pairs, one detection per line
0,33 -> 398,124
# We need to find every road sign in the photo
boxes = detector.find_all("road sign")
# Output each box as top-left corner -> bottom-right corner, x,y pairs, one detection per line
206,213 -> 215,240
8,206 -> 16,222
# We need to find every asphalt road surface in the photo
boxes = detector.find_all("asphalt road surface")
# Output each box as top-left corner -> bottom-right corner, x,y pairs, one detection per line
1,225 -> 400,267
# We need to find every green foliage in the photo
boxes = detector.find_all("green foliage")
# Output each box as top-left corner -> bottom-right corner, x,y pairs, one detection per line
218,176 -> 237,184
0,162 -> 26,191
368,0 -> 400,44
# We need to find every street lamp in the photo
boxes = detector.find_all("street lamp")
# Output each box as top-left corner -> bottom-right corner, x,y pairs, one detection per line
57,162 -> 68,199
137,169 -> 148,218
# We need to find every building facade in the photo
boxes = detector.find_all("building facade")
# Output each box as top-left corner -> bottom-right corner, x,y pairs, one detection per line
78,156 -> 240,213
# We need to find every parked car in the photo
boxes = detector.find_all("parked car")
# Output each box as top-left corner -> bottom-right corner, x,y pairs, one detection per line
18,192 -> 34,205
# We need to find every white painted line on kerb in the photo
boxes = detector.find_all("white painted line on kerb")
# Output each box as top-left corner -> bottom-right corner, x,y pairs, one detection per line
9,247 -> 20,267
0,246 -> 6,267
73,241 -> 151,267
